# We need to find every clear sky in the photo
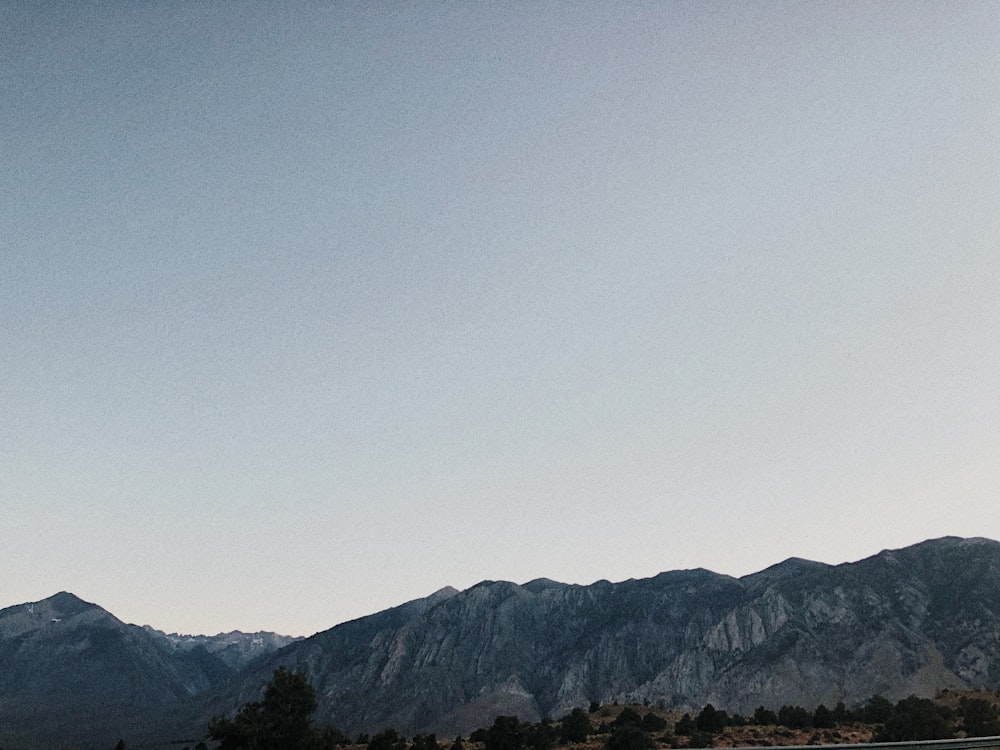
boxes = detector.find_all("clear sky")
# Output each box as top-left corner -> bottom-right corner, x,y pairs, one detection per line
3,2 -> 999,637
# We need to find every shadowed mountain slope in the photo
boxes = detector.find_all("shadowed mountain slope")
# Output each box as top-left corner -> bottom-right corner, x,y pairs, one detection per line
0,592 -> 294,750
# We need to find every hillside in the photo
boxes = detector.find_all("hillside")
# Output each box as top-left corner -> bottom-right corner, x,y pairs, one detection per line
206,537 -> 1000,738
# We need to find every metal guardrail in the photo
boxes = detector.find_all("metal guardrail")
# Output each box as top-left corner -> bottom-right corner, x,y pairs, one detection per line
734,737 -> 1000,750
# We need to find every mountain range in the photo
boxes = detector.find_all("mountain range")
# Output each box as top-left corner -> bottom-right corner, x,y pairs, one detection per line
3,536 -> 1000,750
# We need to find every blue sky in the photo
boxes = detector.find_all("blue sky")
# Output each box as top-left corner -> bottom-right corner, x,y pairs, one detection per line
3,2 -> 999,636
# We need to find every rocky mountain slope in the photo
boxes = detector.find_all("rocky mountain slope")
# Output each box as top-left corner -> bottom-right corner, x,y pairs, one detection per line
215,536 -> 1000,738
3,536 -> 1000,750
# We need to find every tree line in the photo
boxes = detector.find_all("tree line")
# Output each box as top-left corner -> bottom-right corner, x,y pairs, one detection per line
671,693 -> 1000,745
196,668 -> 1000,750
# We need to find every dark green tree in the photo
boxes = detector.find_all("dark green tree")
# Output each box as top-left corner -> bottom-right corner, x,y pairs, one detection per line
524,722 -> 557,750
960,697 -> 1000,737
674,713 -> 695,736
317,726 -> 350,749
812,704 -> 834,729
777,705 -> 812,730
369,728 -> 407,750
411,734 -> 438,750
875,696 -> 953,742
640,712 -> 668,733
469,729 -> 487,744
613,708 -> 643,728
208,666 -> 341,750
695,704 -> 727,733
861,695 -> 893,724
751,706 -> 777,726
560,708 -> 592,743
726,713 -> 747,728
484,716 -> 524,750
605,724 -> 655,750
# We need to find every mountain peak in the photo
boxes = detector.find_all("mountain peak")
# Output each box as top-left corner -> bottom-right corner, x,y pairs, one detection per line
428,586 -> 460,601
0,592 -> 104,639
44,591 -> 95,614
522,578 -> 566,593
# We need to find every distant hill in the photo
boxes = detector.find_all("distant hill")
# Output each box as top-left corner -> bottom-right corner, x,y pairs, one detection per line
3,536 -> 1000,750
142,624 -> 300,672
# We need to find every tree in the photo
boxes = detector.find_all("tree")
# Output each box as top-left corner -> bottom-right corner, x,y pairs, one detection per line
613,708 -> 643,728
861,695 -> 893,724
777,705 -> 812,730
560,708 -> 592,743
674,714 -> 695,736
208,666 -> 339,750
484,716 -> 525,750
812,704 -> 834,729
411,735 -> 439,750
695,704 -> 727,733
875,696 -> 954,742
524,723 -> 557,750
369,728 -> 406,750
317,726 -> 350,750
751,706 -> 777,726
469,729 -> 487,744
726,713 -> 747,728
640,712 -> 668,733
960,697 -> 1000,737
605,724 -> 655,750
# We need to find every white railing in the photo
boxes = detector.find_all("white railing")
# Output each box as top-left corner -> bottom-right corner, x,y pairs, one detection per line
734,737 -> 1000,750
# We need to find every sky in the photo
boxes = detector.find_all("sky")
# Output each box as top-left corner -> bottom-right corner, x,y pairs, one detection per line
3,1 -> 999,637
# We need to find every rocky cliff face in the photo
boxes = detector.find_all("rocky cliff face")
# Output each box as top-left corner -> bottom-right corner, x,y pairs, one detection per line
225,537 -> 1000,738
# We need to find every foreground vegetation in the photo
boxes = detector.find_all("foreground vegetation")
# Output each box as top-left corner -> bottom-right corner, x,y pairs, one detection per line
186,669 -> 1000,750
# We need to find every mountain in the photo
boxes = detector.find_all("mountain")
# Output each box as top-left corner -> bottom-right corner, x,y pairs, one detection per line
3,537 -> 1000,750
143,625 -> 300,672
210,536 -> 1000,738
0,592 -> 294,750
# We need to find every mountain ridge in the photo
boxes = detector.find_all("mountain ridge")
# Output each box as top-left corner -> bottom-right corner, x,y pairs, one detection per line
4,536 -> 1000,750
228,536 -> 1000,737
